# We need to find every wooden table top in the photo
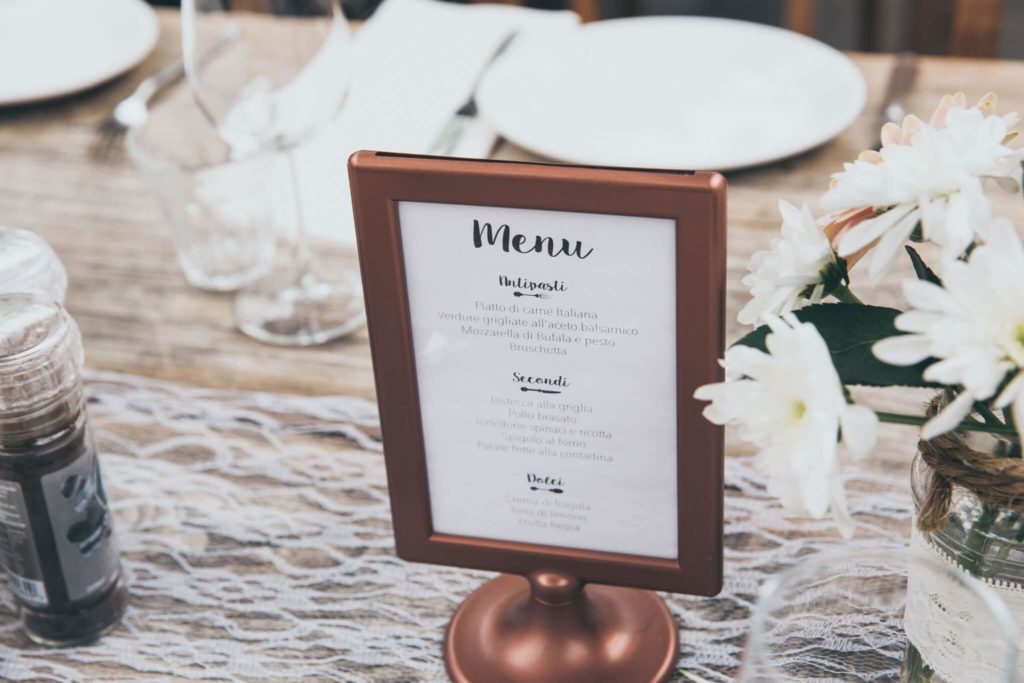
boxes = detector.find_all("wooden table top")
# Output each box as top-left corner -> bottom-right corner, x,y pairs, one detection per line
2,8 -> 1023,400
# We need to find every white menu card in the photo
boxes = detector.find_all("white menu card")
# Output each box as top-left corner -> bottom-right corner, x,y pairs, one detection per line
400,201 -> 678,559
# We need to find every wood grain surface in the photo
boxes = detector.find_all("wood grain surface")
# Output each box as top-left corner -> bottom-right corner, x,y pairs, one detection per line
0,14 -> 1018,680
1,9 -> 1022,401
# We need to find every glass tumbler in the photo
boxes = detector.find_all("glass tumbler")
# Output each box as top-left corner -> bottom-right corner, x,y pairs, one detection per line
742,547 -> 1019,682
126,90 -> 278,292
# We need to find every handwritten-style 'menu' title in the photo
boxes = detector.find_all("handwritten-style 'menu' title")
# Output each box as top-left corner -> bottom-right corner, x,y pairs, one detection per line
472,220 -> 593,259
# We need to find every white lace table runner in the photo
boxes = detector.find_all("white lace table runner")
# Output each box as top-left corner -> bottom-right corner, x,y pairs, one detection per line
0,372 -> 916,682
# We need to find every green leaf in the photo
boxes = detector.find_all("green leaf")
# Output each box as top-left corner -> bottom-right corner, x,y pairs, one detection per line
732,304 -> 937,388
905,245 -> 942,286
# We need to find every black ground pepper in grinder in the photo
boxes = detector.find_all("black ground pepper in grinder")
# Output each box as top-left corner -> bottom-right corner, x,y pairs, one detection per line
0,294 -> 127,645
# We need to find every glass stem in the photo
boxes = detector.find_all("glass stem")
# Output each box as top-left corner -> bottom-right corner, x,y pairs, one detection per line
284,150 -> 313,276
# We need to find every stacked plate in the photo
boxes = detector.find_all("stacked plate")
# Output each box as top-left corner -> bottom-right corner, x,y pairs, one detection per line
0,0 -> 158,106
477,17 -> 867,170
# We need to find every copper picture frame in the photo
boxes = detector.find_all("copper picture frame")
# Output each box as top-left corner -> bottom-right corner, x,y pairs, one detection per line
348,151 -> 726,597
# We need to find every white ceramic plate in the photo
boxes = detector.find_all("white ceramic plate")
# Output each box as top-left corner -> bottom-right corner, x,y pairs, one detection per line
477,17 -> 867,171
0,0 -> 159,106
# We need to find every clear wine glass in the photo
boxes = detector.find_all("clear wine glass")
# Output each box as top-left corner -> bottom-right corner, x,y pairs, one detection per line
181,0 -> 363,346
742,547 -> 1019,682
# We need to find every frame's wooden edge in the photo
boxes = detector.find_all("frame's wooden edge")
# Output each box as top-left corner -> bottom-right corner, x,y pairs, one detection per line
350,155 -> 439,557
349,151 -> 726,596
350,150 -> 717,196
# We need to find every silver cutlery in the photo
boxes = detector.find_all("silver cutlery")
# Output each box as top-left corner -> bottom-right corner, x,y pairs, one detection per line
89,28 -> 236,161
429,32 -> 518,157
875,51 -> 918,148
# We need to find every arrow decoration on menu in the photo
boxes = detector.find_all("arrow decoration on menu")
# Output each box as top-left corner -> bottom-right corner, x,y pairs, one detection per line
520,386 -> 561,395
530,485 -> 564,494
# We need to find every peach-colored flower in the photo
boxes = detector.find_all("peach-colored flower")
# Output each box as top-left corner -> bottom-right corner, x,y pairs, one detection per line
850,93 -> 1019,169
929,91 -> 968,129
932,92 -> 1019,135
880,115 -> 924,148
823,92 -> 1023,282
880,92 -> 1019,149
820,207 -> 876,270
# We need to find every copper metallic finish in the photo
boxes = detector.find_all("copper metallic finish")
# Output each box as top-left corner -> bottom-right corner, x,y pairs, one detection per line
445,571 -> 678,683
349,151 -> 720,680
348,151 -> 726,596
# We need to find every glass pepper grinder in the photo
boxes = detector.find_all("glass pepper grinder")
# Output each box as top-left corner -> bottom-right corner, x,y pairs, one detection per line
0,293 -> 127,645
0,226 -> 68,303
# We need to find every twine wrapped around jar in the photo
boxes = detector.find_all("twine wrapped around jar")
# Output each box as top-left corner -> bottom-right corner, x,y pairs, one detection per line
916,396 -> 1024,532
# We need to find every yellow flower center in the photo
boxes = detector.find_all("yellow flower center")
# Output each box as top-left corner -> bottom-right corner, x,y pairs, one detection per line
791,399 -> 808,423
1007,322 -> 1024,368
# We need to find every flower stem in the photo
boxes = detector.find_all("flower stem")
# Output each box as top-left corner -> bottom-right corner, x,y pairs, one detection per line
1007,413 -> 1022,459
960,503 -> 999,577
832,285 -> 864,305
974,402 -> 1006,428
875,411 -> 1019,437
903,642 -> 934,682
1004,406 -> 1018,434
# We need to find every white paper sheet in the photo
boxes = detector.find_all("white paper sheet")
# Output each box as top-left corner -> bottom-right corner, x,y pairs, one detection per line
399,200 -> 678,559
296,0 -> 579,245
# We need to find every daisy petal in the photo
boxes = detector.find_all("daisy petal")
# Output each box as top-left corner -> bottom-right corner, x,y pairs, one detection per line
880,122 -> 903,147
994,372 -> 1024,409
725,345 -> 774,379
873,335 -> 932,366
777,200 -> 802,226
737,298 -> 769,326
893,311 -> 944,333
841,404 -> 879,459
838,208 -> 911,258
901,279 -> 956,313
693,381 -> 725,402
867,208 -> 921,283
922,392 -> 975,440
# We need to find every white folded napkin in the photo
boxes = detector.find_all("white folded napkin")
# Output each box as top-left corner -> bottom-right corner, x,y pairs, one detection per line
294,0 -> 579,246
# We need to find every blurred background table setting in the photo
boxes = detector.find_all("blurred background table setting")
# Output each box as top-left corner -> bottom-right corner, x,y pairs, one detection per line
2,0 -> 1024,680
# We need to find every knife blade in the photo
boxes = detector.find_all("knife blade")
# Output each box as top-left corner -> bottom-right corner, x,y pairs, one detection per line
429,32 -> 518,156
875,51 -> 918,148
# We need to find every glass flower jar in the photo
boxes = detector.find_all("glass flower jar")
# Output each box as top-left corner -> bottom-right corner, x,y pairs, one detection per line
741,547 -> 1017,682
909,428 -> 1024,683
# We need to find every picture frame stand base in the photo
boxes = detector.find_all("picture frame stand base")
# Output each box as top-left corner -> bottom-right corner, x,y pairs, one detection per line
444,569 -> 678,683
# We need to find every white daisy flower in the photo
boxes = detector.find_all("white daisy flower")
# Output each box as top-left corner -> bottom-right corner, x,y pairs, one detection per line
873,220 -> 1024,440
737,201 -> 845,325
694,314 -> 879,538
876,92 -> 1019,148
928,91 -> 1020,134
823,98 -> 1022,283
